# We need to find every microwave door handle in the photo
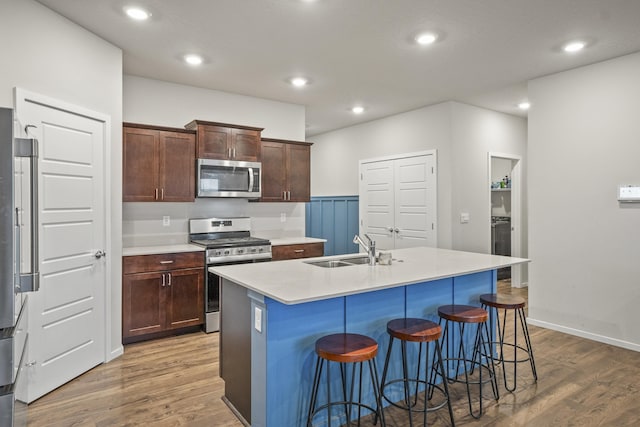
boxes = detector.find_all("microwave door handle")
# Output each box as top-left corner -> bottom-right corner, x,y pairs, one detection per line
248,167 -> 254,191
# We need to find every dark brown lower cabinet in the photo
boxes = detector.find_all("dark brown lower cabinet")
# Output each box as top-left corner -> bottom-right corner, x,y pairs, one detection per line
271,242 -> 324,260
123,252 -> 204,343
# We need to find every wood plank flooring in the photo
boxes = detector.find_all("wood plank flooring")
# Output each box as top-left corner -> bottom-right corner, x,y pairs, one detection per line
28,281 -> 640,426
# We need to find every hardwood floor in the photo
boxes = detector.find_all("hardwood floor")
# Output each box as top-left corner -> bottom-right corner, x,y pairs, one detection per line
28,281 -> 640,426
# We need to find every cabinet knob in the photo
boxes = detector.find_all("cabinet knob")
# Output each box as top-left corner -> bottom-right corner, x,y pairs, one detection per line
95,250 -> 106,259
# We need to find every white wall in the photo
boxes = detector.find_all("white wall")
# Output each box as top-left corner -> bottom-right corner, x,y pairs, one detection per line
122,76 -> 307,244
450,103 -> 527,254
0,0 -> 123,359
311,102 -> 454,248
528,51 -> 640,350
310,101 -> 527,252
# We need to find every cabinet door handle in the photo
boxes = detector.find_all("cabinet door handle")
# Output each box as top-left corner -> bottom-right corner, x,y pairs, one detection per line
160,260 -> 174,264
288,191 -> 291,200
161,188 -> 164,200
293,249 -> 305,253
387,227 -> 394,233
161,273 -> 166,287
228,147 -> 232,158
394,228 -> 400,233
155,188 -> 158,200
283,191 -> 286,200
233,148 -> 236,158
167,272 -> 172,286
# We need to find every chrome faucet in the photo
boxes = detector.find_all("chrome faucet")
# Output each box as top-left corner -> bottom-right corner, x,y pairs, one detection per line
353,234 -> 376,266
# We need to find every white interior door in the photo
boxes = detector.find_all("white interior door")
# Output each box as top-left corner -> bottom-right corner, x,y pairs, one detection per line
360,160 -> 395,250
16,91 -> 107,402
394,155 -> 436,248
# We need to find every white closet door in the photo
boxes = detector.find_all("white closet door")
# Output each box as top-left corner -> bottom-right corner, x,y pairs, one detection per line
394,155 -> 436,248
360,160 -> 395,251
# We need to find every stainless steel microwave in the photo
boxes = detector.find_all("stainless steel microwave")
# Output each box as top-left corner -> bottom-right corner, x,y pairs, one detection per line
197,158 -> 261,198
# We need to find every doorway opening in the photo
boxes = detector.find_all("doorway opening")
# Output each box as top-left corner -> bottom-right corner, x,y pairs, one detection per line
488,153 -> 525,288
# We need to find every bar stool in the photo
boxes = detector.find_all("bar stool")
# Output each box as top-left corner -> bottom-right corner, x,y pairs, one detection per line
379,318 -> 455,426
437,305 -> 499,419
479,294 -> 537,392
307,333 -> 385,427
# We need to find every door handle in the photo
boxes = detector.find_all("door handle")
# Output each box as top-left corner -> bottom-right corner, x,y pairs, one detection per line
95,250 -> 106,259
248,168 -> 254,192
15,137 -> 40,292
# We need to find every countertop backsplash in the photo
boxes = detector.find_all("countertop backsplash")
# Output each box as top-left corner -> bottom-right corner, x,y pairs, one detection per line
122,198 -> 306,248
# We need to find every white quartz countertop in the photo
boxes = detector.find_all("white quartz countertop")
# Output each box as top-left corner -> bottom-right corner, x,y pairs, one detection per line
123,244 -> 205,257
267,237 -> 327,246
210,247 -> 530,305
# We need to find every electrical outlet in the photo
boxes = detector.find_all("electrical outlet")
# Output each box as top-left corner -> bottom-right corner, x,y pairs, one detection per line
280,213 -> 286,223
162,216 -> 170,227
254,307 -> 262,333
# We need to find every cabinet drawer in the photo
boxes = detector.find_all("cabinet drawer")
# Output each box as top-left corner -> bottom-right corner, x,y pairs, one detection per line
271,243 -> 324,261
123,252 -> 204,274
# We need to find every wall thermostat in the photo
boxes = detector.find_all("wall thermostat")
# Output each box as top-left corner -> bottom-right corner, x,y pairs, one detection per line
618,185 -> 640,202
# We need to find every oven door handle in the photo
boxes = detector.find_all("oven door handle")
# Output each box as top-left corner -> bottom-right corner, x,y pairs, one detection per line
248,167 -> 254,192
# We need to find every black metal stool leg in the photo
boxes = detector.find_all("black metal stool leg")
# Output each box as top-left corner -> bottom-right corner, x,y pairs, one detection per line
308,357 -> 323,427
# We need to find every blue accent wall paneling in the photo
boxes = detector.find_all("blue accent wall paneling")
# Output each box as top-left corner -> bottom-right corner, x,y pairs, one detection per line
306,196 -> 359,256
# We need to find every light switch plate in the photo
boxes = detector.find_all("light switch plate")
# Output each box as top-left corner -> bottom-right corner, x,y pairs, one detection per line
254,306 -> 262,333
162,216 -> 170,226
460,212 -> 470,223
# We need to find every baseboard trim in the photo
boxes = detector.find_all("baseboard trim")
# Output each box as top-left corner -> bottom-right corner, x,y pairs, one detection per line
108,345 -> 124,362
222,396 -> 250,427
527,318 -> 640,352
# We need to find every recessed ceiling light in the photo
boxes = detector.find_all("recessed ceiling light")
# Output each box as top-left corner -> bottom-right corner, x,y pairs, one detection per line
184,54 -> 203,66
351,106 -> 365,114
415,32 -> 438,45
518,102 -> 531,110
125,7 -> 150,21
290,77 -> 308,87
563,41 -> 585,53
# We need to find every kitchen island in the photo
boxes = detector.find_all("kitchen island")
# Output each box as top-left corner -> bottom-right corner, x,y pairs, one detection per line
211,246 -> 529,427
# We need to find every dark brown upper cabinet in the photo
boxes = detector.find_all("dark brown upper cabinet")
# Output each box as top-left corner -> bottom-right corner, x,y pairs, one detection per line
184,120 -> 263,162
123,123 -> 196,202
260,138 -> 312,202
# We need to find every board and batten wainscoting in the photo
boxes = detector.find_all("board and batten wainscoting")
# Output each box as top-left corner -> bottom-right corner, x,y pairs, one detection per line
306,196 -> 359,256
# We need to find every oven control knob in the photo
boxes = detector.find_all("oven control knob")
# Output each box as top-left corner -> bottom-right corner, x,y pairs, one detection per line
224,250 -> 230,255
258,247 -> 263,252
237,248 -> 244,254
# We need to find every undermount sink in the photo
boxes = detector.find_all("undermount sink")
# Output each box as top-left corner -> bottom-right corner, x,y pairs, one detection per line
339,256 -> 371,265
305,256 -> 372,268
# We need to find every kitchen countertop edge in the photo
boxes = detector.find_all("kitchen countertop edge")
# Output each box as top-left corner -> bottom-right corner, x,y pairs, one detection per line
123,244 -> 205,257
210,247 -> 530,305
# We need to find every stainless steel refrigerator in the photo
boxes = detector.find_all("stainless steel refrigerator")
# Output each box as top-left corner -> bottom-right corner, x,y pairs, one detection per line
0,107 -> 39,426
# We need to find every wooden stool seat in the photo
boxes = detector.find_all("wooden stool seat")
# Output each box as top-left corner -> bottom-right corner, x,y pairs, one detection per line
315,333 -> 378,363
480,293 -> 525,310
438,304 -> 488,323
308,333 -> 385,426
386,318 -> 441,343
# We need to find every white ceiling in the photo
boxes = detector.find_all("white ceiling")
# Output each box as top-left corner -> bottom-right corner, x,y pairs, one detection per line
37,0 -> 640,137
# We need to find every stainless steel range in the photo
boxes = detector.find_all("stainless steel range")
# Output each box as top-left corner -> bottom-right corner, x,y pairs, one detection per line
189,217 -> 271,333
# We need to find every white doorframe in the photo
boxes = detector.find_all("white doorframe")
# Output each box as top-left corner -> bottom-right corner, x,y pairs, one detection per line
488,152 -> 525,288
14,88 -> 115,363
